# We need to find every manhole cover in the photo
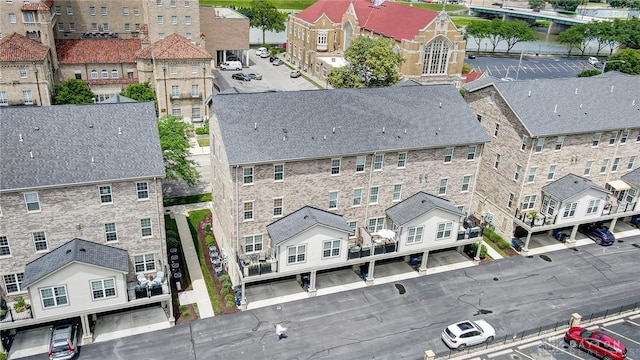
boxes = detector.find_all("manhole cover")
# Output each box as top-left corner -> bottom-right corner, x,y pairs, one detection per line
540,254 -> 552,262
395,283 -> 406,294
493,277 -> 499,281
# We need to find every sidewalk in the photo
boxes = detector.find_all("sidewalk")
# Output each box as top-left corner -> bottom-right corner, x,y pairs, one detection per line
169,203 -> 215,318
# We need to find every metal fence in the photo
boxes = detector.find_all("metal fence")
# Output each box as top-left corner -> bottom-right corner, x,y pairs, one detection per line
434,301 -> 640,359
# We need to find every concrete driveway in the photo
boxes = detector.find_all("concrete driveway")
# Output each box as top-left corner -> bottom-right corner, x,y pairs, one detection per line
215,49 -> 320,92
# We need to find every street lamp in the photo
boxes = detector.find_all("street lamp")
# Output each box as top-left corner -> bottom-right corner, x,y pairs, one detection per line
162,60 -> 168,115
33,63 -> 42,106
601,60 -> 625,74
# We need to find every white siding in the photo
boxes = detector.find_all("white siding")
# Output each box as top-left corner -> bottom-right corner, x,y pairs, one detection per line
396,208 -> 463,252
555,188 -> 609,225
276,225 -> 350,273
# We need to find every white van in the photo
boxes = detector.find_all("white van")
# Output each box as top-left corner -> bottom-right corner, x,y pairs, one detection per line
220,60 -> 242,70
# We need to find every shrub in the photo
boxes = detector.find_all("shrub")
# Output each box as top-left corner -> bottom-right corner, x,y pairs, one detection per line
205,224 -> 212,233
227,300 -> 237,308
465,243 -> 488,259
205,235 -> 214,246
182,312 -> 190,318
195,127 -> 209,135
167,237 -> 179,248
222,282 -> 232,290
225,294 -> 234,302
462,63 -> 472,74
219,274 -> 230,283
179,305 -> 187,312
221,287 -> 230,295
497,239 -> 512,250
166,229 -> 178,238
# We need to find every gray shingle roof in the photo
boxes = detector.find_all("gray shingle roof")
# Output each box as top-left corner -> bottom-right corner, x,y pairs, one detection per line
0,102 -> 165,191
213,85 -> 491,165
266,206 -> 353,245
22,238 -> 130,288
622,167 -> 640,188
542,173 -> 610,201
464,73 -> 640,137
386,191 -> 463,226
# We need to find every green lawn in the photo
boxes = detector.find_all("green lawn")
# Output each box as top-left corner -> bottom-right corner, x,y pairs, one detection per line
451,16 -> 489,28
164,193 -> 212,207
186,209 -> 221,314
197,138 -> 210,147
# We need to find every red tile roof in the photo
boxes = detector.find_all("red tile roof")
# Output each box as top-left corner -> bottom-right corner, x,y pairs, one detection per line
21,0 -> 54,11
0,33 -> 49,62
136,34 -> 212,60
56,39 -> 142,64
295,0 -> 439,41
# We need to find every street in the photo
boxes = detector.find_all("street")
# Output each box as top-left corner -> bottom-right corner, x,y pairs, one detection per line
16,234 -> 640,360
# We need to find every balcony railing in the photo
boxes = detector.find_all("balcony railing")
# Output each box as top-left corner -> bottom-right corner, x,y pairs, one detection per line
171,93 -> 202,100
0,306 -> 34,323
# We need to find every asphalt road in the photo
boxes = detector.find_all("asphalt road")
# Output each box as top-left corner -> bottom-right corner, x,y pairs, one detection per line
466,56 -> 597,80
16,234 -> 640,360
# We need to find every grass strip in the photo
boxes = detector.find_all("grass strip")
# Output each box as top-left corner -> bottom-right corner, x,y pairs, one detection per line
187,209 -> 222,314
164,193 -> 212,207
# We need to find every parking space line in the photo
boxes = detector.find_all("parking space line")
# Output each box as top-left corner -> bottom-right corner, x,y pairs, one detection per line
543,64 -> 553,72
535,64 -> 544,72
630,313 -> 640,320
487,349 -> 513,357
600,326 -> 640,346
627,319 -> 640,327
513,349 -> 536,360
542,342 -> 586,359
518,340 -> 542,349
556,63 -> 568,71
603,319 -> 625,327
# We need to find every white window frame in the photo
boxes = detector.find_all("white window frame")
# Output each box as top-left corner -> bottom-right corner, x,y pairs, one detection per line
584,160 -> 593,176
140,218 -> 152,237
611,158 -> 621,172
521,136 -> 529,151
555,136 -> 564,151
600,158 -> 609,174
467,145 -> 477,160
243,167 -> 254,185
494,154 -> 500,169
171,15 -> 177,25
563,202 -> 577,218
444,148 -> 454,163
244,235 -> 263,253
522,195 -> 536,210
493,123 -> 499,137
104,223 -> 118,242
436,222 -> 453,240
507,193 -> 514,208
274,164 -> 284,181
243,202 -> 254,221
592,133 -> 601,147
369,186 -> 379,204
287,244 -> 306,264
40,285 -> 68,309
24,192 -> 40,212
628,156 -> 637,170
3,273 -> 24,293
392,184 -> 402,201
356,156 -> 366,172
328,191 -> 339,209
331,158 -> 341,175
406,226 -> 424,244
136,182 -> 149,199
99,185 -> 112,204
91,278 -> 116,300
461,175 -> 471,192
547,165 -> 557,180
317,31 -> 328,45
191,84 -> 199,97
322,239 -> 340,258
185,15 -> 191,25
608,131 -> 618,145
586,199 -> 600,215
67,6 -> 73,15
353,189 -> 363,206
134,254 -> 155,272
123,7 -> 129,15
367,218 -> 384,233
527,167 -> 537,183
373,154 -> 384,171
514,165 -> 522,181
397,152 -> 407,168
620,130 -> 629,144
157,15 -> 163,24
273,199 -> 283,217
535,138 -> 544,153
438,178 -> 448,195
0,236 -> 10,256
33,231 -> 48,251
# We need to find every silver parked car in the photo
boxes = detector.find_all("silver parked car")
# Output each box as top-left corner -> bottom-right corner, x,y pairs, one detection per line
49,322 -> 80,360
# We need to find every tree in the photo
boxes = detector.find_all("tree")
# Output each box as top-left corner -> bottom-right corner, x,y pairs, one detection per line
327,37 -> 404,88
608,0 -> 640,8
557,24 -> 591,55
464,21 -> 492,53
239,0 -> 287,44
486,19 -> 505,53
605,48 -> 640,74
157,116 -> 200,186
528,0 -> 546,9
53,79 -> 95,105
499,20 -> 536,54
121,82 -> 156,102
548,0 -> 581,11
612,18 -> 640,49
589,22 -> 614,56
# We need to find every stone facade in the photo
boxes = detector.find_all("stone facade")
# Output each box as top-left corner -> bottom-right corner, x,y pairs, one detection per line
0,178 -> 166,302
0,59 -> 54,106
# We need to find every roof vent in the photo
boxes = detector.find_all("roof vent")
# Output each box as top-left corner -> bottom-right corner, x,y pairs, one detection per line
283,128 -> 288,133
421,199 -> 427,203
254,122 -> 257,130
19,134 -> 24,142
382,127 -> 385,134
29,150 -> 33,159
439,102 -> 442,108
118,127 -> 122,135
79,248 -> 86,252
34,126 -> 40,131
303,215 -> 309,219
528,90 -> 531,97
610,86 -> 614,93
89,124 -> 94,128
323,135 -> 326,140
554,104 -> 558,113
575,88 -> 578,95
404,129 -> 407,134
332,127 -> 335,134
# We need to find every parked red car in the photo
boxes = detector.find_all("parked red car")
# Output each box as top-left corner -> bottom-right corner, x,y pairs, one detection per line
564,327 -> 627,360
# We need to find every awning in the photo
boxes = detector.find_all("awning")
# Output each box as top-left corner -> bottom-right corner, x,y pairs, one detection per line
607,180 -> 631,191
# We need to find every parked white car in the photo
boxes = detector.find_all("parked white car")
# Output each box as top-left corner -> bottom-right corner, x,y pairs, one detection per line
588,57 -> 599,65
441,320 -> 495,350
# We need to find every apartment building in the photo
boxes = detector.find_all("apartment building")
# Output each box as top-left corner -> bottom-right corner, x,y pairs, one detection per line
0,102 -> 169,341
287,0 -> 466,86
210,85 -> 490,307
463,73 -> 640,249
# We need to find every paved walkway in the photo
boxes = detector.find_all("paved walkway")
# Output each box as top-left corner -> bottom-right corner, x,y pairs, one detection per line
169,203 -> 215,318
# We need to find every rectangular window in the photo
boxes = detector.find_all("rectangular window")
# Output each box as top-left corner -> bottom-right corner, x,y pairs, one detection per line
522,195 -> 536,210
527,167 -> 537,183
600,159 -> 609,174
19,67 -> 27,78
392,184 -> 402,201
507,193 -> 514,208
186,32 -> 192,40
185,15 -> 191,25
24,12 -> 35,23
467,145 -> 477,160
593,133 -> 601,147
24,192 -> 40,212
185,0 -> 190,6
273,199 -> 283,217
134,8 -> 140,16
3,273 -> 23,293
170,64 -> 177,75
192,105 -> 200,119
244,235 -> 263,253
609,131 -> 618,145
243,167 -> 253,184
67,6 -> 73,15
22,90 -> 32,105
57,22 -> 64,31
555,136 -> 564,150
243,202 -> 253,220
273,164 -> 284,181
369,187 -> 379,204
140,218 -> 152,237
0,236 -> 10,256
356,156 -> 366,172
584,160 -> 593,176
373,154 -> 384,170
628,156 -> 637,170
104,223 -> 117,242
91,278 -> 116,300
521,136 -> 529,151
367,218 -> 384,233
69,23 -> 75,31
89,6 -> 96,15
637,133 -> 640,143
611,158 -> 621,172
287,245 -> 306,264
328,191 -> 339,209
317,31 -> 328,45
134,254 -> 155,272
191,64 -> 198,74
33,231 -> 48,251
54,6 -> 61,14
514,165 -> 522,181
494,154 -> 501,169
461,175 -> 471,192
0,91 -> 7,106
563,203 -> 577,218
331,159 -> 341,175
535,138 -> 544,153
92,23 -> 98,32
587,199 -> 600,215
101,6 -> 107,15
103,23 -> 109,32
157,16 -> 164,24
171,85 -> 179,97
353,189 -> 362,206
123,7 -> 129,15
438,179 -> 448,195
8,13 -> 16,23
171,0 -> 176,6
172,105 -> 181,117
322,239 -> 341,258
620,130 -> 629,144
111,69 -> 118,78
171,15 -> 177,25
436,222 -> 453,239
397,153 -> 407,168
493,124 -> 499,137
191,84 -> 199,97
547,165 -> 557,180
136,182 -> 149,199
101,69 -> 108,79
348,221 -> 357,233
99,185 -> 112,203
157,0 -> 162,6
444,148 -> 454,163
406,226 -> 424,244
40,286 -> 68,308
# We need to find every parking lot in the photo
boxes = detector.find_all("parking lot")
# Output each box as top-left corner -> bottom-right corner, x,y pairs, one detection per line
483,313 -> 640,360
215,50 -> 320,93
466,56 -> 597,80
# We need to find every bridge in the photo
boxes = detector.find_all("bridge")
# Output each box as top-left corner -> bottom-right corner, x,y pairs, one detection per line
468,6 -> 609,34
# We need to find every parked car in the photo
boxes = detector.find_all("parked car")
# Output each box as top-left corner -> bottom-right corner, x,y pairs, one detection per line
220,60 -> 242,71
231,73 -> 251,81
565,327 -> 627,360
256,47 -> 267,55
579,223 -> 615,245
595,61 -> 605,69
290,70 -> 302,78
588,56 -> 599,65
272,58 -> 283,66
49,322 -> 80,360
259,51 -> 270,58
269,56 -> 278,62
468,54 -> 477,59
248,73 -> 262,80
441,320 -> 495,350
